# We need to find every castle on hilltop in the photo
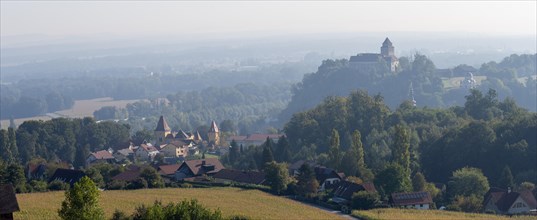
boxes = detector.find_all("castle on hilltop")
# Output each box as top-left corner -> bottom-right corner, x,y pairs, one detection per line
349,38 -> 399,72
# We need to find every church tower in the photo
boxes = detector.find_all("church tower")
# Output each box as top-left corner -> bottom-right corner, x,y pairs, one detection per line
207,120 -> 220,145
154,115 -> 171,146
381,37 -> 395,57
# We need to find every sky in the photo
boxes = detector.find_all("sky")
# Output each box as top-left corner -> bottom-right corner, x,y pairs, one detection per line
1,1 -> 536,38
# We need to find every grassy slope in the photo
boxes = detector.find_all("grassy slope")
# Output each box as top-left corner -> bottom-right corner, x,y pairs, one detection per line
15,187 -> 343,220
352,208 -> 537,220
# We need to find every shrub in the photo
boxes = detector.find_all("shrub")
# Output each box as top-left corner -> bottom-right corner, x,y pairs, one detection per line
29,180 -> 48,192
107,180 -> 127,190
351,191 -> 381,210
48,180 -> 69,191
130,199 -> 223,220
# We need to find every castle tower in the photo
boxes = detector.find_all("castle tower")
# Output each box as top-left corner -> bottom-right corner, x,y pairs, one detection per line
381,37 -> 395,57
207,120 -> 220,145
154,115 -> 171,146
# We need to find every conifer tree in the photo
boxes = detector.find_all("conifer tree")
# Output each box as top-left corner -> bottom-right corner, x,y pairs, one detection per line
262,138 -> 274,168
498,165 -> 514,189
276,136 -> 291,162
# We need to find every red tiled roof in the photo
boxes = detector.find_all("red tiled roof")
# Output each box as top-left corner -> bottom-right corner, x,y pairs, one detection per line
245,134 -> 283,142
158,164 -> 181,176
182,158 -> 224,176
227,136 -> 247,141
112,166 -> 142,182
139,144 -> 158,152
392,191 -> 432,206
91,150 -> 114,160
213,169 -> 265,185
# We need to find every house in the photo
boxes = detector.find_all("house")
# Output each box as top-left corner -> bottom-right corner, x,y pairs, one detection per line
227,134 -> 283,147
483,187 -> 537,215
48,168 -> 86,186
112,165 -> 142,182
0,184 -> 20,220
288,160 -> 344,191
26,163 -> 47,180
160,141 -> 190,158
86,150 -> 115,166
114,148 -> 134,162
213,169 -> 266,185
288,160 -> 317,176
349,38 -> 399,72
391,191 -> 433,210
135,143 -> 159,161
314,166 -> 345,191
332,181 -> 376,213
175,158 -> 224,180
158,164 -> 181,178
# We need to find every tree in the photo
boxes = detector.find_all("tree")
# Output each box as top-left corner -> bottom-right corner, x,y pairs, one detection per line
229,140 -> 240,163
374,163 -> 411,198
275,136 -> 291,162
392,125 -> 410,175
498,165 -> 514,189
296,163 -> 319,197
328,129 -> 341,170
351,191 -> 380,210
85,167 -> 104,188
58,176 -> 105,220
7,127 -> 18,161
341,130 -> 369,178
0,129 -> 13,163
447,167 -> 490,200
265,161 -> 290,194
412,172 -> 427,192
140,166 -> 164,188
5,163 -> 26,193
262,138 -> 274,168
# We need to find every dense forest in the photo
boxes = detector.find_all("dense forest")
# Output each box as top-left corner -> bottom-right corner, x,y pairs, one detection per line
0,61 -> 308,120
279,54 -> 536,123
95,82 -> 291,134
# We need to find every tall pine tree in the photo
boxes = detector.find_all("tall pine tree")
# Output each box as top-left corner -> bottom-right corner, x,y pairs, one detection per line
275,136 -> 291,162
262,137 -> 274,168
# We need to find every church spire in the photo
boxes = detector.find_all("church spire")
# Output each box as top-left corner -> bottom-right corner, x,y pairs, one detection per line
155,115 -> 171,132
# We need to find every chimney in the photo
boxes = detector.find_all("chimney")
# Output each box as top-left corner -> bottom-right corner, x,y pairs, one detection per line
508,187 -> 511,193
202,160 -> 206,166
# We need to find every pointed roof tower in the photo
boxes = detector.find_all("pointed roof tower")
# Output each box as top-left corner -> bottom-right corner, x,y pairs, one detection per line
382,37 -> 392,46
209,120 -> 219,133
155,116 -> 171,132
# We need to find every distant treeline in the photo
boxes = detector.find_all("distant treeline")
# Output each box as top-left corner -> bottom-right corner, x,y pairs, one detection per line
0,61 -> 308,120
101,83 -> 291,134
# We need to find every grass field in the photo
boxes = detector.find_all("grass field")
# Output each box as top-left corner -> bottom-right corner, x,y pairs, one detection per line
352,208 -> 537,220
14,187 -> 343,220
441,76 -> 487,90
0,97 -> 140,128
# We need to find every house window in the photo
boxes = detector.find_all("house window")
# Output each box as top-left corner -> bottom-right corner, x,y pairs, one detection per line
513,202 -> 526,208
420,204 -> 424,208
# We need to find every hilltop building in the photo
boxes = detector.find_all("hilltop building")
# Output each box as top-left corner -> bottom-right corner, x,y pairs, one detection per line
349,38 -> 399,72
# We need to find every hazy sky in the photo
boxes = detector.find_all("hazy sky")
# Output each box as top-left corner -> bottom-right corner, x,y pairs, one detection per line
1,1 -> 536,37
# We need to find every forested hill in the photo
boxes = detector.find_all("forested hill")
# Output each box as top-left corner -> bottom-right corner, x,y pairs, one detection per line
279,53 -> 536,124
283,89 -> 536,185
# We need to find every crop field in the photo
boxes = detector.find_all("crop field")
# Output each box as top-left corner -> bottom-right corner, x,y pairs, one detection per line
14,187 -> 342,220
0,97 -> 140,128
352,208 -> 536,220
441,76 -> 488,90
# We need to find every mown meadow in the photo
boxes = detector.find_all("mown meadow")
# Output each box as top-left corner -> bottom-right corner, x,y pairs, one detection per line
352,208 -> 537,220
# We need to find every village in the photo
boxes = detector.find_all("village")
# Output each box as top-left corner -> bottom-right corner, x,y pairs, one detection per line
0,115 -> 527,219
